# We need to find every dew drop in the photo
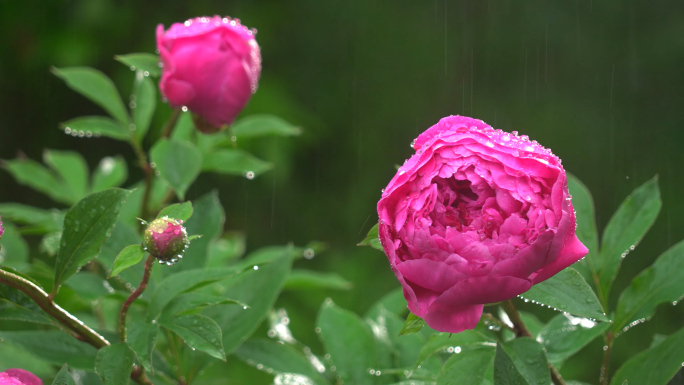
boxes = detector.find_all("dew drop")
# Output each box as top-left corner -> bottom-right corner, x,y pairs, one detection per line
245,171 -> 255,180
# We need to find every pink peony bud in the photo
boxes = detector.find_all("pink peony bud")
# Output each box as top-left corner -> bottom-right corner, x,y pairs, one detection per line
377,116 -> 588,334
0,216 -> 4,239
0,369 -> 42,385
142,217 -> 189,265
157,16 -> 261,133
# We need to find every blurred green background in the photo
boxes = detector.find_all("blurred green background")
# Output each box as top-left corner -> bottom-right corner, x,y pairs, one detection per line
1,0 -> 683,383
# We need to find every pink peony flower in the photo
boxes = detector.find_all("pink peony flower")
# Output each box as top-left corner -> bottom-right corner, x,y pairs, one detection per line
143,217 -> 189,265
157,16 -> 261,132
0,369 -> 42,385
377,116 -> 588,333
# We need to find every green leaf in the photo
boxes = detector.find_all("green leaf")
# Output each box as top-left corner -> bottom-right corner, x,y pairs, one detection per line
493,341 -> 532,385
521,268 -> 608,321
597,176 -> 661,303
415,330 -> 496,366
566,174 -> 600,286
157,202 -> 193,222
160,314 -> 226,360
162,292 -> 246,317
202,148 -> 272,178
52,67 -> 129,124
126,319 -> 159,372
95,343 -> 135,385
0,203 -> 61,229
365,287 -> 408,318
234,339 -> 330,384
131,75 -> 156,141
399,312 -> 426,335
150,139 -> 202,200
613,239 -> 684,333
497,338 -> 550,385
92,156 -> 128,193
115,53 -> 161,77
0,223 -> 29,269
174,192 -> 224,271
437,345 -> 496,385
610,327 -> 684,385
43,150 -> 89,199
59,116 -> 130,141
358,223 -> 383,251
0,298 -> 54,325
0,330 -> 97,370
52,364 -> 76,385
2,158 -> 72,204
317,299 -> 379,385
109,244 -> 145,278
206,252 -> 292,354
231,114 -> 302,139
53,188 -> 131,291
285,269 -> 352,290
147,267 -> 240,321
365,304 -> 423,370
206,233 -> 246,267
537,314 -> 610,364
66,272 -> 113,301
171,112 -> 194,142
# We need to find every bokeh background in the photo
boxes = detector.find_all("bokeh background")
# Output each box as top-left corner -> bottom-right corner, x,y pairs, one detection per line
1,0 -> 683,383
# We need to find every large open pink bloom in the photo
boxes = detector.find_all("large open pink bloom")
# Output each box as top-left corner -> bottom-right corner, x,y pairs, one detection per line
377,116 -> 588,333
157,16 -> 261,131
0,369 -> 42,385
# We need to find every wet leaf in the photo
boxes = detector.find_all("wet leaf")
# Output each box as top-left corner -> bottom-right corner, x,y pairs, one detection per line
202,148 -> 272,177
285,269 -> 352,290
536,314 -> 610,364
157,202 -> 193,222
358,223 -> 383,251
160,314 -> 226,361
91,156 -> 128,193
610,327 -> 684,385
235,339 -> 330,384
52,364 -> 76,385
399,312 -> 426,335
316,299 -> 380,385
613,238 -> 684,333
438,345 -> 496,385
95,343 -> 135,385
53,188 -> 131,291
115,53 -> 161,77
150,139 -> 202,200
597,176 -> 661,303
126,320 -> 159,372
132,75 -> 156,141
59,116 -> 130,141
0,330 -> 97,370
109,244 -> 145,278
521,268 -> 608,321
43,150 -> 89,199
52,67 -> 129,124
231,114 -> 302,138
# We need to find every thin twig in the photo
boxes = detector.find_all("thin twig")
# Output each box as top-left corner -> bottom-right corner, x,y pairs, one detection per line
0,268 -> 109,349
118,255 -> 155,341
501,300 -> 566,385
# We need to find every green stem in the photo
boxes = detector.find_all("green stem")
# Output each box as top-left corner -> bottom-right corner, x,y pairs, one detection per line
161,108 -> 182,139
0,268 -> 109,349
501,300 -> 566,385
118,255 -> 155,342
600,332 -> 614,385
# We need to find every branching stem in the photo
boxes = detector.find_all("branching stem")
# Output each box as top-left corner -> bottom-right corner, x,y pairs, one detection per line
0,268 -> 109,348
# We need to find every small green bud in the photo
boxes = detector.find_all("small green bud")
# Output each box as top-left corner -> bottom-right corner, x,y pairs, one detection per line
142,217 -> 189,265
